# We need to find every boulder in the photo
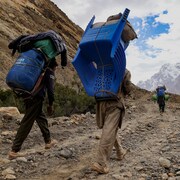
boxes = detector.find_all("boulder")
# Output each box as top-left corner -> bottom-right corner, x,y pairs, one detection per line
0,107 -> 20,118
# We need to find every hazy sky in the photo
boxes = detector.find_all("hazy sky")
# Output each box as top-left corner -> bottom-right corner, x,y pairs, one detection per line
51,0 -> 180,84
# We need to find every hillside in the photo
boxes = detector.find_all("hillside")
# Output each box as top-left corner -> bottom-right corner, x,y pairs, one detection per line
0,87 -> 180,179
0,0 -> 83,89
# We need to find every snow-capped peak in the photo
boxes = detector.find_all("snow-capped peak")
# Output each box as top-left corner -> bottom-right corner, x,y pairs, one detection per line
137,63 -> 180,95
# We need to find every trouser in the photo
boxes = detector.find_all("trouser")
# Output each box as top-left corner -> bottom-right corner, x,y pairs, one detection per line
157,96 -> 165,112
159,104 -> 165,112
96,108 -> 123,167
12,98 -> 51,152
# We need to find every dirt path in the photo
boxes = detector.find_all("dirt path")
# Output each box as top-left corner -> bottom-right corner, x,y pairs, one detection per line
39,99 -> 180,179
0,93 -> 180,180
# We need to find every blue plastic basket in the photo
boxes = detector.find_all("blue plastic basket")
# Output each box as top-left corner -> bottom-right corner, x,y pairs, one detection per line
6,49 -> 45,92
72,8 -> 130,97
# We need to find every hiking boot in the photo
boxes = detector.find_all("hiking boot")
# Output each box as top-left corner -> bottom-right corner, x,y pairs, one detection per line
91,162 -> 109,174
8,151 -> 26,160
45,139 -> 58,149
116,148 -> 127,160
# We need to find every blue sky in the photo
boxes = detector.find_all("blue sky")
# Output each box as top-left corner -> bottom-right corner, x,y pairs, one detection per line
51,0 -> 180,84
131,14 -> 170,53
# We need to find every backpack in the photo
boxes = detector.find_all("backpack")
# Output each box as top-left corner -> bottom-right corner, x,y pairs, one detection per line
107,13 -> 138,43
157,87 -> 165,97
6,34 -> 62,98
6,49 -> 47,98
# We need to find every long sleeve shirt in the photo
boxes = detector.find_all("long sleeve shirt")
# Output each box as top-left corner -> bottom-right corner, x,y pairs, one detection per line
96,69 -> 132,129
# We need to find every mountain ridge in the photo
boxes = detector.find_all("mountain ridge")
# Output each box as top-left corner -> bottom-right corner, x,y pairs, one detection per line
137,63 -> 180,95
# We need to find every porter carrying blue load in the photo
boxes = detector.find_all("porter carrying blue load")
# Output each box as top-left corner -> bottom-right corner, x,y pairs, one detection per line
72,8 -> 137,99
6,30 -> 67,97
155,85 -> 167,113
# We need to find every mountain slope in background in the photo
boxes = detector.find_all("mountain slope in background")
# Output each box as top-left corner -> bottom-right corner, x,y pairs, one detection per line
137,63 -> 180,95
0,0 -> 83,89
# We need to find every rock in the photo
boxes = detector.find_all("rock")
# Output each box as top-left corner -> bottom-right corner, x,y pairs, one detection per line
161,146 -> 171,152
2,139 -> 12,144
0,158 -> 10,164
16,157 -> 28,162
112,174 -> 124,179
2,167 -> 15,176
131,105 -> 137,109
81,114 -> 86,118
85,112 -> 91,118
58,149 -> 73,159
1,130 -> 15,136
135,165 -> 144,171
168,173 -> 175,177
9,13 -> 16,19
5,174 -> 16,179
168,177 -> 176,180
140,173 -> 148,178
112,172 -> 132,180
59,116 -> 69,122
159,157 -> 171,168
0,107 -> 20,118
123,171 -> 132,177
161,173 -> 168,180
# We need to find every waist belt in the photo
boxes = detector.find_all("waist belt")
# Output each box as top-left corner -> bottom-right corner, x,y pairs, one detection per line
94,90 -> 119,101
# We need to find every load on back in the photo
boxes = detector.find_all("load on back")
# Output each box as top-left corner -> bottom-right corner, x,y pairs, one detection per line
72,8 -> 137,99
6,30 -> 67,97
152,85 -> 169,101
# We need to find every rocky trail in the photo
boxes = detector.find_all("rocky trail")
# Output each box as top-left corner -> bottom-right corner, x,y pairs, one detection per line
0,91 -> 180,180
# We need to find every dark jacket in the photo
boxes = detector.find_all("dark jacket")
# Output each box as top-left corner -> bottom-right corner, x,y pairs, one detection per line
37,68 -> 55,106
8,30 -> 67,57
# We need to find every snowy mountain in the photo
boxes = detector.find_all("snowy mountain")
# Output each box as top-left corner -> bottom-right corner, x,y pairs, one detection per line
137,63 -> 180,95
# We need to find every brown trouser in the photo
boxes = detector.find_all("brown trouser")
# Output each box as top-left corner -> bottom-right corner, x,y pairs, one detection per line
96,100 -> 125,167
95,69 -> 131,167
12,97 -> 51,152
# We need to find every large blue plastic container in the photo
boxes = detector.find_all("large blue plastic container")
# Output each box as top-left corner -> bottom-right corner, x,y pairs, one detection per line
72,8 -> 130,97
6,49 -> 45,92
